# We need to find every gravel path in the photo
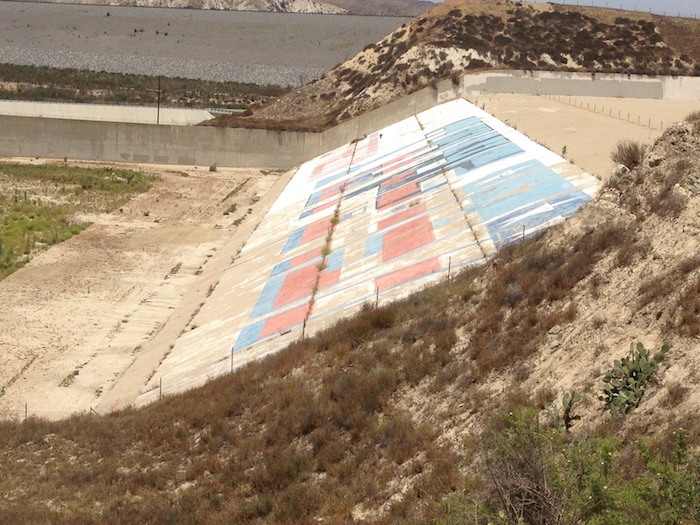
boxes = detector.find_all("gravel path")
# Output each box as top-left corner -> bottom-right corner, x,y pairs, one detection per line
0,1 -> 411,85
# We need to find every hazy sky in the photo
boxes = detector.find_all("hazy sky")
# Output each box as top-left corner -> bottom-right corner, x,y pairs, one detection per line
427,0 -> 699,19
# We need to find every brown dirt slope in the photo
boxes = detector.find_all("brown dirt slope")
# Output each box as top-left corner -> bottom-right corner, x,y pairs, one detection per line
327,0 -> 433,16
1,114 -> 699,523
208,0 -> 700,130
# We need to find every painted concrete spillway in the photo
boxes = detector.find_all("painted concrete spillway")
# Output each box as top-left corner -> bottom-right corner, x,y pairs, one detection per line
134,99 -> 600,405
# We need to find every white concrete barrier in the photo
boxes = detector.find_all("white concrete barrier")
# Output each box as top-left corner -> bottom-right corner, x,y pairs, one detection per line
0,71 -> 698,168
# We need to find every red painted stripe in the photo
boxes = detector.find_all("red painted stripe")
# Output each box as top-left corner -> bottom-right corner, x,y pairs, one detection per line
274,264 -> 317,308
290,247 -> 323,268
382,152 -> 413,174
380,170 -> 415,190
376,182 -> 421,210
318,268 -> 341,290
320,180 -> 348,200
300,217 -> 332,245
382,216 -> 435,261
312,197 -> 340,214
274,265 -> 342,309
260,304 -> 309,338
375,258 -> 441,291
377,203 -> 427,231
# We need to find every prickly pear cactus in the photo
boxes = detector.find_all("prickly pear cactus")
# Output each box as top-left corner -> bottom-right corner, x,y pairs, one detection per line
562,391 -> 582,431
600,342 -> 669,415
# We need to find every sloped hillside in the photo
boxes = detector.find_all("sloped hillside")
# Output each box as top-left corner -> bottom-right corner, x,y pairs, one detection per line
325,0 -> 432,16
211,0 -> 700,129
42,0 -> 347,13
1,115 -> 699,523
34,0 -> 431,15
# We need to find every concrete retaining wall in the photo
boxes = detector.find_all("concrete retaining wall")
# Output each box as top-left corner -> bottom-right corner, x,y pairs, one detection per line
0,83 -> 448,168
2,116 -> 318,168
0,100 -> 214,125
0,71 -> 698,168
459,70 -> 700,100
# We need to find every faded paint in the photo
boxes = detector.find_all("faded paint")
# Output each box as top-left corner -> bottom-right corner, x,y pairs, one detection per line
134,99 -> 601,406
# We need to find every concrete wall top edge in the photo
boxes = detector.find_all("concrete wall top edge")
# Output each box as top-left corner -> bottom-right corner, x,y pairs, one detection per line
1,69 -> 699,168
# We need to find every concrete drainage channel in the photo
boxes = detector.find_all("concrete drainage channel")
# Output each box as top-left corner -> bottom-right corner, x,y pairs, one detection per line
129,98 -> 601,406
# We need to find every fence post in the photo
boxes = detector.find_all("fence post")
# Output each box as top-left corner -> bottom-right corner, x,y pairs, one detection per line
25,403 -> 27,421
375,287 -> 379,308
159,378 -> 162,400
447,256 -> 452,281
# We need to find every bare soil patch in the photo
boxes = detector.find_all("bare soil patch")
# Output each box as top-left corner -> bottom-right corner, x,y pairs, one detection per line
0,160 -> 281,419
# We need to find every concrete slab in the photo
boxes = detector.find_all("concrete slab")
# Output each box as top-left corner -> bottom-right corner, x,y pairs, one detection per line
132,99 -> 601,406
0,100 -> 214,125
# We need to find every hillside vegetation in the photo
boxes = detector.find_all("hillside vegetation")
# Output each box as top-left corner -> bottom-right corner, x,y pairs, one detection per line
0,163 -> 154,280
210,0 -> 700,130
0,65 -> 289,110
1,112 -> 699,523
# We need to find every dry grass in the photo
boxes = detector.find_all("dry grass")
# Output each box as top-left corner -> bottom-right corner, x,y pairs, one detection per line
611,139 -> 646,169
1,117 -> 699,523
0,63 -> 288,110
467,221 -> 637,380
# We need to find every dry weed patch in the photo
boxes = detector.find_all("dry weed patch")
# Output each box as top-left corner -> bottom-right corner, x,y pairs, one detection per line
468,221 -> 632,379
0,162 -> 154,279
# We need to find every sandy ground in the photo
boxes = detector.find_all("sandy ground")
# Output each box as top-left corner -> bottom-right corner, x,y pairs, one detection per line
467,93 -> 700,181
0,161 -> 285,420
1,93 -> 698,420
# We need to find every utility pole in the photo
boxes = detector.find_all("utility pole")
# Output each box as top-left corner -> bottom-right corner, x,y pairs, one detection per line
157,76 -> 161,125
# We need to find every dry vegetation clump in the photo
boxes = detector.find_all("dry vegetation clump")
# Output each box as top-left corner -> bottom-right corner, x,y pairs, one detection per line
0,162 -> 154,279
0,284 -> 470,523
611,139 -> 646,169
0,64 -> 289,109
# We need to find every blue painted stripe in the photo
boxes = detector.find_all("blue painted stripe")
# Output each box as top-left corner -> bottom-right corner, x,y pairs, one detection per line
364,233 -> 384,257
432,216 -> 451,229
270,259 -> 291,276
306,190 -> 323,207
250,274 -> 286,319
484,190 -> 591,247
464,170 -> 572,223
315,169 -> 351,190
233,320 -> 266,351
325,247 -> 346,272
282,227 -> 304,254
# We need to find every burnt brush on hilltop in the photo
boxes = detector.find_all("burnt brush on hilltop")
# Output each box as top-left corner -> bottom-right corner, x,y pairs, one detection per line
209,0 -> 700,130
